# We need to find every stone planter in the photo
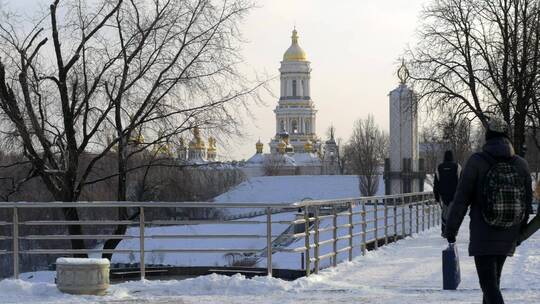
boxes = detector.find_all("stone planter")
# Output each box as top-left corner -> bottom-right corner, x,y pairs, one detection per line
56,258 -> 110,295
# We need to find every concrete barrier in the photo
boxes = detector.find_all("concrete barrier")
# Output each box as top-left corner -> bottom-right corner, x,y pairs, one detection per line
56,258 -> 110,295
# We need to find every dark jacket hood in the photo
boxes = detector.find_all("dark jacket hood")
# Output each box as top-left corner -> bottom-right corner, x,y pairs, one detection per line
482,137 -> 515,159
443,150 -> 454,162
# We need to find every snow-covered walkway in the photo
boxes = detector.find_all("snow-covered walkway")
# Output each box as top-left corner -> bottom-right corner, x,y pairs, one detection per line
3,219 -> 540,303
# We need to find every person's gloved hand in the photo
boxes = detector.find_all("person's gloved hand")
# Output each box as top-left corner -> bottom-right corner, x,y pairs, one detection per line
447,235 -> 456,244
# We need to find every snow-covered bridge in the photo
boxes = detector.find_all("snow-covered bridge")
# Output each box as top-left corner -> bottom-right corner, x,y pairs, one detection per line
1,189 -> 539,303
3,218 -> 540,303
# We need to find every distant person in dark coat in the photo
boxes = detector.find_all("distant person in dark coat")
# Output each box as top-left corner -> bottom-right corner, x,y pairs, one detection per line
434,150 -> 461,235
444,116 -> 532,304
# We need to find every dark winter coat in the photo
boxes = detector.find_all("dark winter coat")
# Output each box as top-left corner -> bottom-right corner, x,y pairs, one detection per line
444,137 -> 533,256
434,159 -> 461,205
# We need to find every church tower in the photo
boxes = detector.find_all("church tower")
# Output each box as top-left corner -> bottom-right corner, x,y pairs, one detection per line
270,29 -> 321,154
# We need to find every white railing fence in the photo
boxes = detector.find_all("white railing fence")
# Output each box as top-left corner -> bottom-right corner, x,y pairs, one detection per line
0,192 -> 439,279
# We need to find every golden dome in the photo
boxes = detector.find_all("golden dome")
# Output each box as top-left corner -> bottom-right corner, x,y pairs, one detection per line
283,29 -> 307,62
278,140 -> 286,154
207,137 -> 217,152
129,133 -> 144,145
152,143 -> 173,157
256,139 -> 264,154
190,127 -> 205,150
195,139 -> 205,150
304,140 -> 313,153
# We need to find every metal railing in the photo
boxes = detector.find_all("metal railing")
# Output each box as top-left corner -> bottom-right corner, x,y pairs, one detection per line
0,192 -> 439,279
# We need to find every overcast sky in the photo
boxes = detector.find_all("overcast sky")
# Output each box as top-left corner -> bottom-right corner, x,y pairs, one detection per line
2,0 -> 430,160
233,0 -> 429,160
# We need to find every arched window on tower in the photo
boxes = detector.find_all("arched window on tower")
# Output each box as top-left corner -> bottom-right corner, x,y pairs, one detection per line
280,120 -> 285,132
292,120 -> 298,134
305,119 -> 311,134
300,80 -> 304,97
292,80 -> 297,97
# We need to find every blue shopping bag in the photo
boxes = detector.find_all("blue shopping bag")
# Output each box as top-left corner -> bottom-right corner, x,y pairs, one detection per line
442,243 -> 461,290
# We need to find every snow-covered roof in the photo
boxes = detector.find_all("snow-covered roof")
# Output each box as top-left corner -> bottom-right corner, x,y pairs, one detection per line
245,153 -> 296,167
292,153 -> 321,166
246,153 -> 265,165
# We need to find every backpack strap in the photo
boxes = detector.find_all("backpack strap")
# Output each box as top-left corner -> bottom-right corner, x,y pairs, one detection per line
477,152 -> 497,167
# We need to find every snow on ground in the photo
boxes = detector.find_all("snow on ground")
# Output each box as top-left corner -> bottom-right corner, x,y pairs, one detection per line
215,175 -> 433,204
4,218 -> 540,304
111,212 -> 296,266
214,175 -> 371,204
111,204 -> 400,269
213,175 -> 432,218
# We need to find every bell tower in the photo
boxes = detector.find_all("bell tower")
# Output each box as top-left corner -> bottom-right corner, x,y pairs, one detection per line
270,29 -> 320,154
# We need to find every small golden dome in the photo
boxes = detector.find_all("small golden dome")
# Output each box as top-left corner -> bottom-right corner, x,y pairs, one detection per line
207,137 -> 217,152
256,139 -> 264,154
129,134 -> 144,145
283,29 -> 307,62
190,127 -> 205,150
278,140 -> 286,154
304,140 -> 313,153
195,139 -> 205,150
153,143 -> 173,157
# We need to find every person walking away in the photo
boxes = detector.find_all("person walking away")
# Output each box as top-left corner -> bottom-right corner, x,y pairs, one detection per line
434,150 -> 461,235
444,117 -> 532,304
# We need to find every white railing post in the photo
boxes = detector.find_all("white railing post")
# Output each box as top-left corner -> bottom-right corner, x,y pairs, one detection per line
427,204 -> 431,229
332,206 -> 337,267
416,202 -> 420,233
430,204 -> 433,229
393,199 -> 398,238
409,199 -> 413,236
384,199 -> 388,245
361,200 -> 367,255
422,202 -> 426,231
304,206 -> 311,277
13,207 -> 19,279
314,207 -> 320,274
139,207 -> 145,280
373,199 -> 378,250
401,198 -> 406,238
348,202 -> 353,262
266,207 -> 273,277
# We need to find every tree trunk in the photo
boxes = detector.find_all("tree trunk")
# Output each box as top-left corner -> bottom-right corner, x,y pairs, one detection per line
102,207 -> 128,261
60,197 -> 87,258
102,133 -> 129,261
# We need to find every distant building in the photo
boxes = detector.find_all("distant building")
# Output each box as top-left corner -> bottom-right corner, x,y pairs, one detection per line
175,127 -> 219,164
243,29 -> 340,177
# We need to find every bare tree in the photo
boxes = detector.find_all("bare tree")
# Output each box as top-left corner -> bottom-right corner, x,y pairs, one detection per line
345,115 -> 388,196
420,127 -> 443,175
409,0 -> 540,157
439,113 -> 473,165
0,0 -> 260,255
